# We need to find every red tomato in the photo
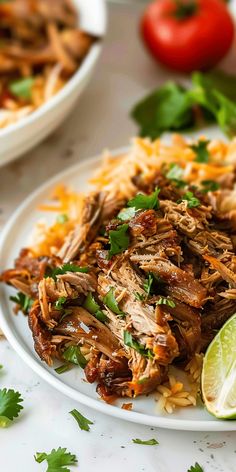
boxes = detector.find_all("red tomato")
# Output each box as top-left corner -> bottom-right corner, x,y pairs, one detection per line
141,0 -> 235,73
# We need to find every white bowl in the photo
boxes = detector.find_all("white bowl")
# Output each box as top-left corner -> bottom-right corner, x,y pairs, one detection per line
0,0 -> 107,167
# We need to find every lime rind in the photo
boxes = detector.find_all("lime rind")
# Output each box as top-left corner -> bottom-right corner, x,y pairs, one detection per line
202,313 -> 236,419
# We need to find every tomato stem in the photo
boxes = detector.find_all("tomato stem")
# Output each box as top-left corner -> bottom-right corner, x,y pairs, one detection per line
174,0 -> 198,20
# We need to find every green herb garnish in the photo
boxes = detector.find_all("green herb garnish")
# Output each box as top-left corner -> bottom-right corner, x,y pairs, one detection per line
127,187 -> 160,210
57,214 -> 69,224
103,287 -> 125,318
63,345 -> 87,369
108,224 -> 129,258
69,409 -> 93,432
50,264 -> 88,280
54,364 -> 71,374
0,388 -> 23,428
10,292 -> 33,313
117,207 -> 136,221
187,463 -> 204,472
191,140 -> 210,163
134,292 -> 145,302
201,180 -> 220,193
143,273 -> 154,296
179,191 -> 200,208
55,297 -> 67,310
166,163 -> 186,188
132,438 -> 159,445
156,297 -> 175,308
83,292 -> 107,322
9,77 -> 34,101
123,331 -> 153,359
34,447 -> 77,472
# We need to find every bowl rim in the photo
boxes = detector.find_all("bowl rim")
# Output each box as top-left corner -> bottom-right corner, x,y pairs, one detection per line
0,0 -> 107,138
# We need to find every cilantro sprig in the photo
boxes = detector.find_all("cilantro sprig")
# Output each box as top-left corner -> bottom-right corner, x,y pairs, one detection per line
83,292 -> 107,322
103,287 -> 125,318
10,292 -> 33,314
34,447 -> 77,472
108,224 -> 130,258
156,297 -> 176,308
191,140 -> 210,163
187,463 -> 204,472
178,191 -> 200,208
201,180 -> 220,193
123,331 -> 153,359
127,187 -> 160,210
166,163 -> 186,188
69,409 -> 93,432
0,388 -> 24,427
55,297 -> 67,310
63,345 -> 87,369
143,273 -> 154,296
132,438 -> 159,446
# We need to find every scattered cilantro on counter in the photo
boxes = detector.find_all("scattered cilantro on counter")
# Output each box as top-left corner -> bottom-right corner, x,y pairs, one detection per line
187,463 -> 204,472
34,447 -> 77,472
0,388 -> 23,427
69,409 -> 93,432
132,438 -> 159,445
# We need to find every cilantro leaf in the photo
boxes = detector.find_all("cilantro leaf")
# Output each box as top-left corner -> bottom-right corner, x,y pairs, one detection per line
9,77 -> 34,101
103,287 -> 125,317
191,140 -> 210,163
10,292 -> 33,313
132,438 -> 159,445
123,331 -> 153,359
69,409 -> 93,431
57,214 -> 69,224
117,207 -> 136,221
201,180 -> 220,193
50,264 -> 88,280
63,345 -> 87,369
34,447 -> 77,472
166,164 -> 186,188
0,388 -> 23,427
179,191 -> 200,208
156,297 -> 175,308
55,297 -> 67,310
187,463 -> 204,472
143,273 -> 154,296
131,82 -> 194,139
83,292 -> 108,322
108,224 -> 129,258
55,364 -> 71,374
134,292 -> 145,301
127,187 -> 160,210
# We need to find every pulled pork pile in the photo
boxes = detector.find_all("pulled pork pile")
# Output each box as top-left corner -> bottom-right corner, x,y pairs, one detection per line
2,136 -> 236,403
0,0 -> 94,128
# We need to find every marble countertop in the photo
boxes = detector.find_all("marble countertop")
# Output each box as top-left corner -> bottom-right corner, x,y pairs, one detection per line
1,3 -> 236,471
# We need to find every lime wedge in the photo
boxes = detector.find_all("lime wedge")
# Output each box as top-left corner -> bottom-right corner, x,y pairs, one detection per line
202,313 -> 236,419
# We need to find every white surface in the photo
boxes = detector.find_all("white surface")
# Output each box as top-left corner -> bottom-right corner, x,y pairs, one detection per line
0,0 -> 107,167
1,2 -> 236,471
2,148 -> 236,433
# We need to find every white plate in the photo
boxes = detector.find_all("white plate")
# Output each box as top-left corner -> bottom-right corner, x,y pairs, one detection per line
0,147 -> 235,432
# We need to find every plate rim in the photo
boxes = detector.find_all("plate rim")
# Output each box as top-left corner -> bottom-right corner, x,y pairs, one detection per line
1,147 -> 236,432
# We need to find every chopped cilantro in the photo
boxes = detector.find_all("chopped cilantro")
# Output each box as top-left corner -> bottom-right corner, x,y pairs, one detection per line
57,214 -> 69,224
83,292 -> 108,322
132,438 -> 159,445
191,140 -> 210,163
34,447 -> 77,472
179,191 -> 200,208
143,273 -> 154,296
117,207 -> 136,221
201,180 -> 220,193
166,163 -> 186,188
63,345 -> 87,369
127,187 -> 160,210
134,292 -> 145,301
9,77 -> 34,101
55,297 -> 67,310
0,388 -> 23,428
187,463 -> 204,472
123,331 -> 154,359
10,292 -> 33,313
156,297 -> 176,308
50,264 -> 88,280
108,224 -> 130,258
54,364 -> 71,374
103,287 -> 125,318
69,409 -> 93,432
